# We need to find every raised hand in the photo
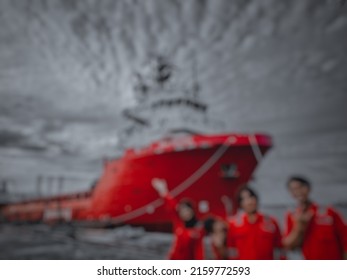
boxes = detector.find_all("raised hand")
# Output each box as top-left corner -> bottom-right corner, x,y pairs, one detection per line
294,209 -> 314,230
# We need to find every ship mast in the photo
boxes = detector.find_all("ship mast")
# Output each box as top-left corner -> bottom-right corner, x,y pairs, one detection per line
191,53 -> 200,100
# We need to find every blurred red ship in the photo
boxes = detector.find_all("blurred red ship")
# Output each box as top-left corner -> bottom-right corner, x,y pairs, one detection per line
0,57 -> 272,230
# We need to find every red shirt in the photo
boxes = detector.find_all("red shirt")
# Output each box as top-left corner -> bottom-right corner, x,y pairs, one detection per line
285,203 -> 347,260
164,195 -> 204,260
227,212 -> 284,260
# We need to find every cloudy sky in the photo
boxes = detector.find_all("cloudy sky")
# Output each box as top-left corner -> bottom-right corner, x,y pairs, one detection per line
0,0 -> 347,205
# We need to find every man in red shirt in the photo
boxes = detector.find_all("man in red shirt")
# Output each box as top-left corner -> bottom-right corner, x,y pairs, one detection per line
152,178 -> 204,260
283,176 -> 347,260
227,186 -> 285,260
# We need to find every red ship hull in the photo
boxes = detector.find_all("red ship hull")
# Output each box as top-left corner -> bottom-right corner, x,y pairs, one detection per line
1,133 -> 272,230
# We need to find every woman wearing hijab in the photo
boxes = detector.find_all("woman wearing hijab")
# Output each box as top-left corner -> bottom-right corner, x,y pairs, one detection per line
152,178 -> 204,260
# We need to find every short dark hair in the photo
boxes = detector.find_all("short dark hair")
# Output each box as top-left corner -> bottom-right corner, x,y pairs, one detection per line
287,176 -> 311,189
203,217 -> 227,235
237,186 -> 258,205
204,217 -> 215,234
179,200 -> 194,210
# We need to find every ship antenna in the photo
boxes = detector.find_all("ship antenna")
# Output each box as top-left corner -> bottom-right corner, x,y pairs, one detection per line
192,53 -> 200,99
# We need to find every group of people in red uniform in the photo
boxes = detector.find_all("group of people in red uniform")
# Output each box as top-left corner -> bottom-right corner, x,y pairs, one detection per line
151,176 -> 347,260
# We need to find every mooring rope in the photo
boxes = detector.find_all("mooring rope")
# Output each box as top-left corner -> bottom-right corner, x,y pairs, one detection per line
249,134 -> 263,163
109,136 -> 236,224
